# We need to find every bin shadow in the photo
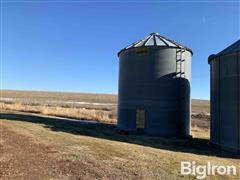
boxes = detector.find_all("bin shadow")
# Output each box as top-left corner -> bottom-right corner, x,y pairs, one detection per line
0,112 -> 239,159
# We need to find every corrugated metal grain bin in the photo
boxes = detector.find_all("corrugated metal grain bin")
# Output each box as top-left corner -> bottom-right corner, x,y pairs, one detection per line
208,40 -> 240,153
117,33 -> 193,137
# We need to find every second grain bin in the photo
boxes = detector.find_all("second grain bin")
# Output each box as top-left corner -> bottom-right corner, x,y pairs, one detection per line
209,40 -> 240,153
117,33 -> 193,137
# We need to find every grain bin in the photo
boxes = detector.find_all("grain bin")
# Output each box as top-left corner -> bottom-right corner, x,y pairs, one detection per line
208,40 -> 240,153
117,33 -> 193,137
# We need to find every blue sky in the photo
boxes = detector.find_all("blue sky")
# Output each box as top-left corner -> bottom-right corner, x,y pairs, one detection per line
1,1 -> 239,99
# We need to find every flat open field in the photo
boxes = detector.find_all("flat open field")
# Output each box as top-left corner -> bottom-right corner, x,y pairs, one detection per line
0,90 -> 209,123
1,89 -> 209,112
0,90 -> 239,179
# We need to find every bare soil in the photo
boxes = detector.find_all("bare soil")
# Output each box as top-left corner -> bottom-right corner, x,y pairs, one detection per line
0,123 -> 117,180
0,124 -> 62,180
1,90 -> 238,180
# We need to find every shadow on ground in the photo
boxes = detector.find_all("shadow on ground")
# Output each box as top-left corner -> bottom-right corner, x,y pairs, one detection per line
0,112 -> 239,159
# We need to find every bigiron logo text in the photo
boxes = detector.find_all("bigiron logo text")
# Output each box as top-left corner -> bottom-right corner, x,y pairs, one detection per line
181,161 -> 237,179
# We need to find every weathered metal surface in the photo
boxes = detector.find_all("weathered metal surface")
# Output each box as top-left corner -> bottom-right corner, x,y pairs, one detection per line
117,33 -> 193,137
209,39 -> 240,153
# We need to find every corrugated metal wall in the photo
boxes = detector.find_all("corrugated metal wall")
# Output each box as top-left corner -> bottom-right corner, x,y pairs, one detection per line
210,52 -> 240,153
118,47 -> 192,137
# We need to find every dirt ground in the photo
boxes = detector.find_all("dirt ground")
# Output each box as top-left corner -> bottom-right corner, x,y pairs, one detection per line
1,120 -> 129,180
0,124 -> 62,179
0,110 -> 239,180
0,90 -> 239,180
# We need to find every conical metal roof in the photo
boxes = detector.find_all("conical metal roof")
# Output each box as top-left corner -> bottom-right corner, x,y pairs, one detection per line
217,39 -> 240,56
118,32 -> 193,56
208,39 -> 240,63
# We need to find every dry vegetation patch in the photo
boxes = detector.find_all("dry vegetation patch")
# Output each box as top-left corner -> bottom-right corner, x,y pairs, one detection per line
2,90 -> 237,179
0,117 -> 239,180
0,102 -> 116,124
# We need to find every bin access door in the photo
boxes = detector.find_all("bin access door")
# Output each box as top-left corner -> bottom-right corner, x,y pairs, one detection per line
136,109 -> 145,129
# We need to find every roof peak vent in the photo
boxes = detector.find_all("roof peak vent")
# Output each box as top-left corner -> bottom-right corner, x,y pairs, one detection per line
150,32 -> 159,35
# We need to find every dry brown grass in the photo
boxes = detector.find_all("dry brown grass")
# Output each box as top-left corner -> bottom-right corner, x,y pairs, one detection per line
1,90 -> 209,112
1,115 -> 239,180
0,102 -> 116,124
2,90 -> 238,180
0,100 -> 210,129
192,99 -> 210,113
1,89 -> 117,104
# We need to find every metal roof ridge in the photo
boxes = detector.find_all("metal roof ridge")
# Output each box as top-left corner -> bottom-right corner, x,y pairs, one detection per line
118,32 -> 193,57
